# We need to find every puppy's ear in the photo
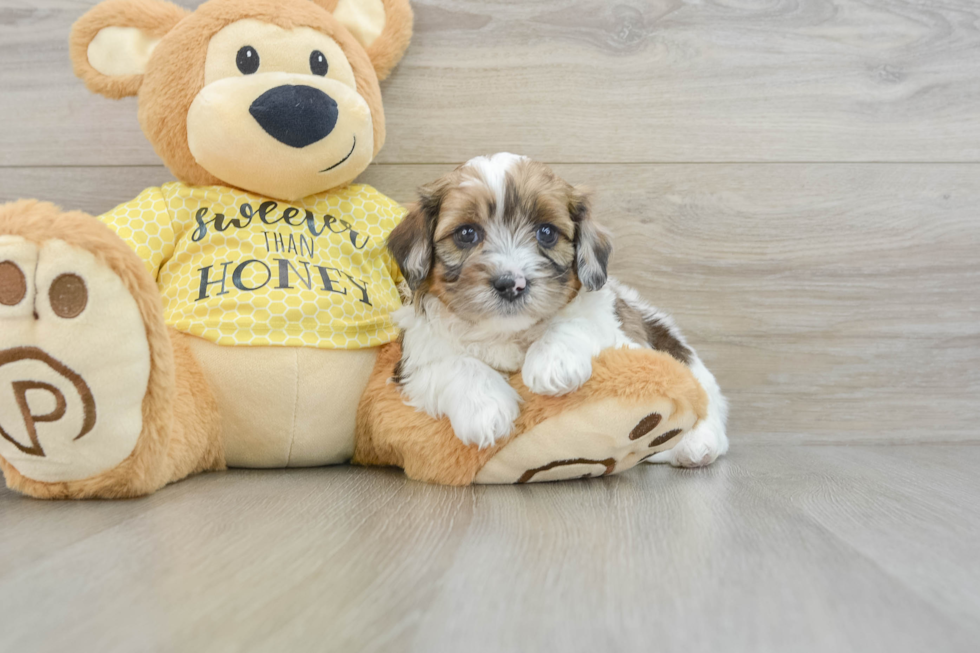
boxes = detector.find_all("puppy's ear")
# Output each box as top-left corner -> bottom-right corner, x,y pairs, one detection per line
387,181 -> 445,291
569,186 -> 612,291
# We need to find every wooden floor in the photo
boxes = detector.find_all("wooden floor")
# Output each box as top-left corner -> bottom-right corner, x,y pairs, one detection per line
1,0 -> 979,651
1,446 -> 979,653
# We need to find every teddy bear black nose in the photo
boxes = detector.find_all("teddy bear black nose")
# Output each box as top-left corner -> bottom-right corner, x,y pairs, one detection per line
249,85 -> 339,148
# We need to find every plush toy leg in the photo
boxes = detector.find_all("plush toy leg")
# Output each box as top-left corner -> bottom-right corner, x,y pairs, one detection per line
474,348 -> 708,483
354,344 -> 708,485
0,201 -> 223,499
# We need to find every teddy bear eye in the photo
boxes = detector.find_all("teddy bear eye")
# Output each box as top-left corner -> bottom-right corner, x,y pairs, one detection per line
236,46 -> 260,75
310,50 -> 329,76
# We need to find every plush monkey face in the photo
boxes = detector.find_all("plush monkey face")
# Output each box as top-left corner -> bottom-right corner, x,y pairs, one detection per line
70,0 -> 413,201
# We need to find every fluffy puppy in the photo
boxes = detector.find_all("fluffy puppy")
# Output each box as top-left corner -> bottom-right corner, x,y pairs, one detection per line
387,153 -> 728,467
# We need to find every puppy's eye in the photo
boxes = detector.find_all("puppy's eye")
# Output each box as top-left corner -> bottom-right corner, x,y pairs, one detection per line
536,224 -> 559,248
236,46 -> 260,75
310,50 -> 329,76
453,225 -> 483,248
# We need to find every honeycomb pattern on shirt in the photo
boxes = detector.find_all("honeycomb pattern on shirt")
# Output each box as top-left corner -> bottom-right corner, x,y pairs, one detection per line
99,182 -> 406,350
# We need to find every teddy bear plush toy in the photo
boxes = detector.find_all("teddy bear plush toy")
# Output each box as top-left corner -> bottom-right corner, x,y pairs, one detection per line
0,0 -> 707,499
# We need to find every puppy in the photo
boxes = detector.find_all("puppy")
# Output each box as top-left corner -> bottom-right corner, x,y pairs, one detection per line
387,153 -> 728,467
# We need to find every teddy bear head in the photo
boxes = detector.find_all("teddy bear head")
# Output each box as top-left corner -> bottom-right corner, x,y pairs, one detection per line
70,0 -> 413,201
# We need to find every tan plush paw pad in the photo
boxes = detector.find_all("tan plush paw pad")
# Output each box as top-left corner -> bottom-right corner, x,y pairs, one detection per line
0,238 -> 150,483
473,397 -> 697,484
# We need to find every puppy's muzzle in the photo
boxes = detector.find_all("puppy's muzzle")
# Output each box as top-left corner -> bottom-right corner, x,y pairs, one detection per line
249,85 -> 339,148
492,273 -> 527,302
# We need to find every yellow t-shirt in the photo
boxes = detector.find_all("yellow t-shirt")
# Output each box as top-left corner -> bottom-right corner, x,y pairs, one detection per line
99,182 -> 405,349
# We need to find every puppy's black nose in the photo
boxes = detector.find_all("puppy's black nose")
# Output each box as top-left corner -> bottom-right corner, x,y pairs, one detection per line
249,85 -> 338,148
492,274 -> 527,301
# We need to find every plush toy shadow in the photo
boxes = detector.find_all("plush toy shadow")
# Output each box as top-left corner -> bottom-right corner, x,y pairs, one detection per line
0,0 -> 705,498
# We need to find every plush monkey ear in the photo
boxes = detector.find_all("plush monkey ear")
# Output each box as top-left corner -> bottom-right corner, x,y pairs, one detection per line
569,186 -> 613,291
317,0 -> 414,81
386,180 -> 447,291
69,0 -> 188,99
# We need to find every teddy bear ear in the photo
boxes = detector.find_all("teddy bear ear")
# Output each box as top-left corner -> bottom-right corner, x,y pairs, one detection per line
69,0 -> 189,99
317,0 -> 414,81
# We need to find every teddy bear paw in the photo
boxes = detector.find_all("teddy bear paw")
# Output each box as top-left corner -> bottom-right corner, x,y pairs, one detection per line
0,236 -> 151,484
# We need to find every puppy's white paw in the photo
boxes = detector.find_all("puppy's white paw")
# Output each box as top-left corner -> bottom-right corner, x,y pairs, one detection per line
522,341 -> 593,396
647,420 -> 728,468
448,392 -> 521,449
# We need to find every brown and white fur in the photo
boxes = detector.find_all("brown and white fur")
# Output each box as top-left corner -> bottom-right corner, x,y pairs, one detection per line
387,153 -> 728,467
